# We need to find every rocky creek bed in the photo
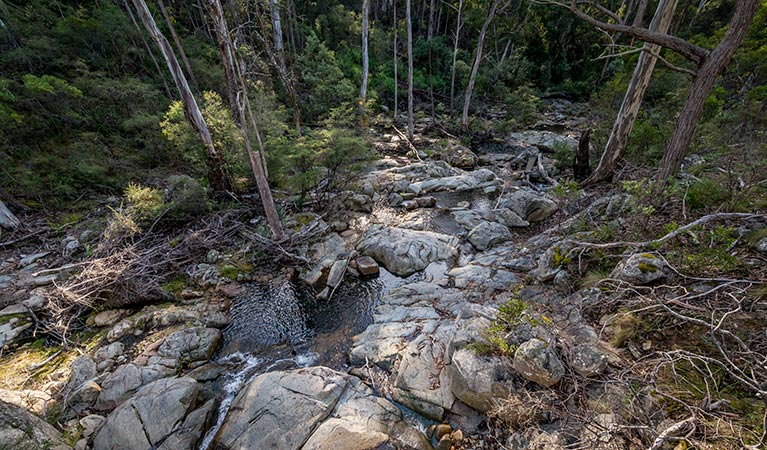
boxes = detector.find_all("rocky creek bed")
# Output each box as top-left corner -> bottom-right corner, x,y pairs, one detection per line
2,110 -> 737,450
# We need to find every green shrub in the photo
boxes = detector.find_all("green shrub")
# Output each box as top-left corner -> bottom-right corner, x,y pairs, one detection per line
685,179 -> 730,211
124,183 -> 165,224
166,175 -> 209,220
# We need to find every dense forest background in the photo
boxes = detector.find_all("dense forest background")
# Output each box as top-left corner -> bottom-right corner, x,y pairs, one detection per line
1,0 -> 764,208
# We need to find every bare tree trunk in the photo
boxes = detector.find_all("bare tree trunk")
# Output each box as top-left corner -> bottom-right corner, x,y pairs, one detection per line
269,0 -> 288,75
254,1 -> 302,134
156,0 -> 200,92
361,0 -> 370,101
427,0 -> 436,118
131,0 -> 230,192
461,0 -> 503,128
449,0 -> 464,116
393,0 -> 399,120
0,200 -> 20,230
656,0 -> 760,182
406,0 -> 414,140
208,0 -> 285,239
586,0 -> 678,184
123,0 -> 172,99
209,0 -> 240,116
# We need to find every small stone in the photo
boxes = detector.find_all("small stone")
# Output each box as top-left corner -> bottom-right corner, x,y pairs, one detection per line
401,192 -> 417,200
302,269 -> 323,286
79,414 -> 105,437
388,192 -> 404,207
451,429 -> 464,442
416,196 -> 437,208
435,424 -> 452,440
570,343 -> 608,377
331,221 -> 348,232
402,200 -> 418,210
356,256 -> 379,276
513,338 -> 565,387
326,260 -> 347,288
642,341 -> 652,351
437,435 -> 452,450
93,309 -> 127,327
317,286 -> 330,300
426,424 -> 437,438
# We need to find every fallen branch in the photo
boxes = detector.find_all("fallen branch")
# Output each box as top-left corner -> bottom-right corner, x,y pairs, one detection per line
392,124 -> 423,162
571,213 -> 765,251
647,416 -> 695,450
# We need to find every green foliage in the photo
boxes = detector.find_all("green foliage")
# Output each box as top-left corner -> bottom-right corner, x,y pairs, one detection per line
553,181 -> 582,200
166,175 -> 209,221
685,178 -> 730,211
124,183 -> 165,224
161,91 -> 244,178
297,33 -> 356,121
267,126 -> 373,197
474,297 -> 529,357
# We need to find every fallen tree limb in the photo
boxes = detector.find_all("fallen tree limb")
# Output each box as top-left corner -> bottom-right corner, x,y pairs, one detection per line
571,212 -> 765,251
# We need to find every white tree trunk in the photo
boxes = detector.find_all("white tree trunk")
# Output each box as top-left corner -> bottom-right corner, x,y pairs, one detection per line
449,0 -> 464,116
461,0 -> 503,128
270,0 -> 288,75
208,0 -> 285,239
393,0 -> 399,119
587,0 -> 678,183
131,0 -> 230,192
361,0 -> 370,101
406,0 -> 414,140
0,201 -> 19,230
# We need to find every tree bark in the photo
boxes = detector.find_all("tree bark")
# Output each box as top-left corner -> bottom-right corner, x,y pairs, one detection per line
361,0 -> 370,101
208,0 -> 285,239
406,0 -> 414,140
156,0 -> 200,92
269,0 -> 288,75
0,200 -> 20,230
586,0 -> 679,184
427,0 -> 436,118
449,0 -> 464,116
131,0 -> 231,192
461,0 -> 504,128
393,0 -> 399,120
656,0 -> 760,182
123,0 -> 172,99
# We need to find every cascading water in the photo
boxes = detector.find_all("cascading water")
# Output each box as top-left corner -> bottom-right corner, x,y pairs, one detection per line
197,268 -> 418,449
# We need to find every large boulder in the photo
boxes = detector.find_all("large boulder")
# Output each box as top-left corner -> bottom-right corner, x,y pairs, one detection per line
92,377 -> 200,450
431,141 -> 478,169
95,363 -> 175,410
0,400 -> 70,450
157,327 -> 221,366
467,221 -> 512,251
610,253 -> 670,285
212,366 -> 429,450
512,338 -> 565,388
448,348 -> 516,412
501,188 -> 558,222
570,343 -> 608,377
357,225 -> 459,276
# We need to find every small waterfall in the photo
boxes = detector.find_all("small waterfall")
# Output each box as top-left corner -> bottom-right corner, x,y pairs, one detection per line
198,350 -> 318,450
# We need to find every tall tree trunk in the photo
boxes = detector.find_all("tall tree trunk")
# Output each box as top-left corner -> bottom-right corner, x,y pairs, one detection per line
254,1 -> 302,134
449,0 -> 464,116
393,0 -> 399,120
586,0 -> 679,184
131,0 -> 231,192
208,0 -> 285,239
361,0 -> 370,102
269,0 -> 288,75
461,0 -> 503,128
427,0 -> 436,118
123,0 -> 172,98
209,0 -> 240,116
406,0 -> 414,141
656,0 -> 760,182
156,0 -> 200,92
